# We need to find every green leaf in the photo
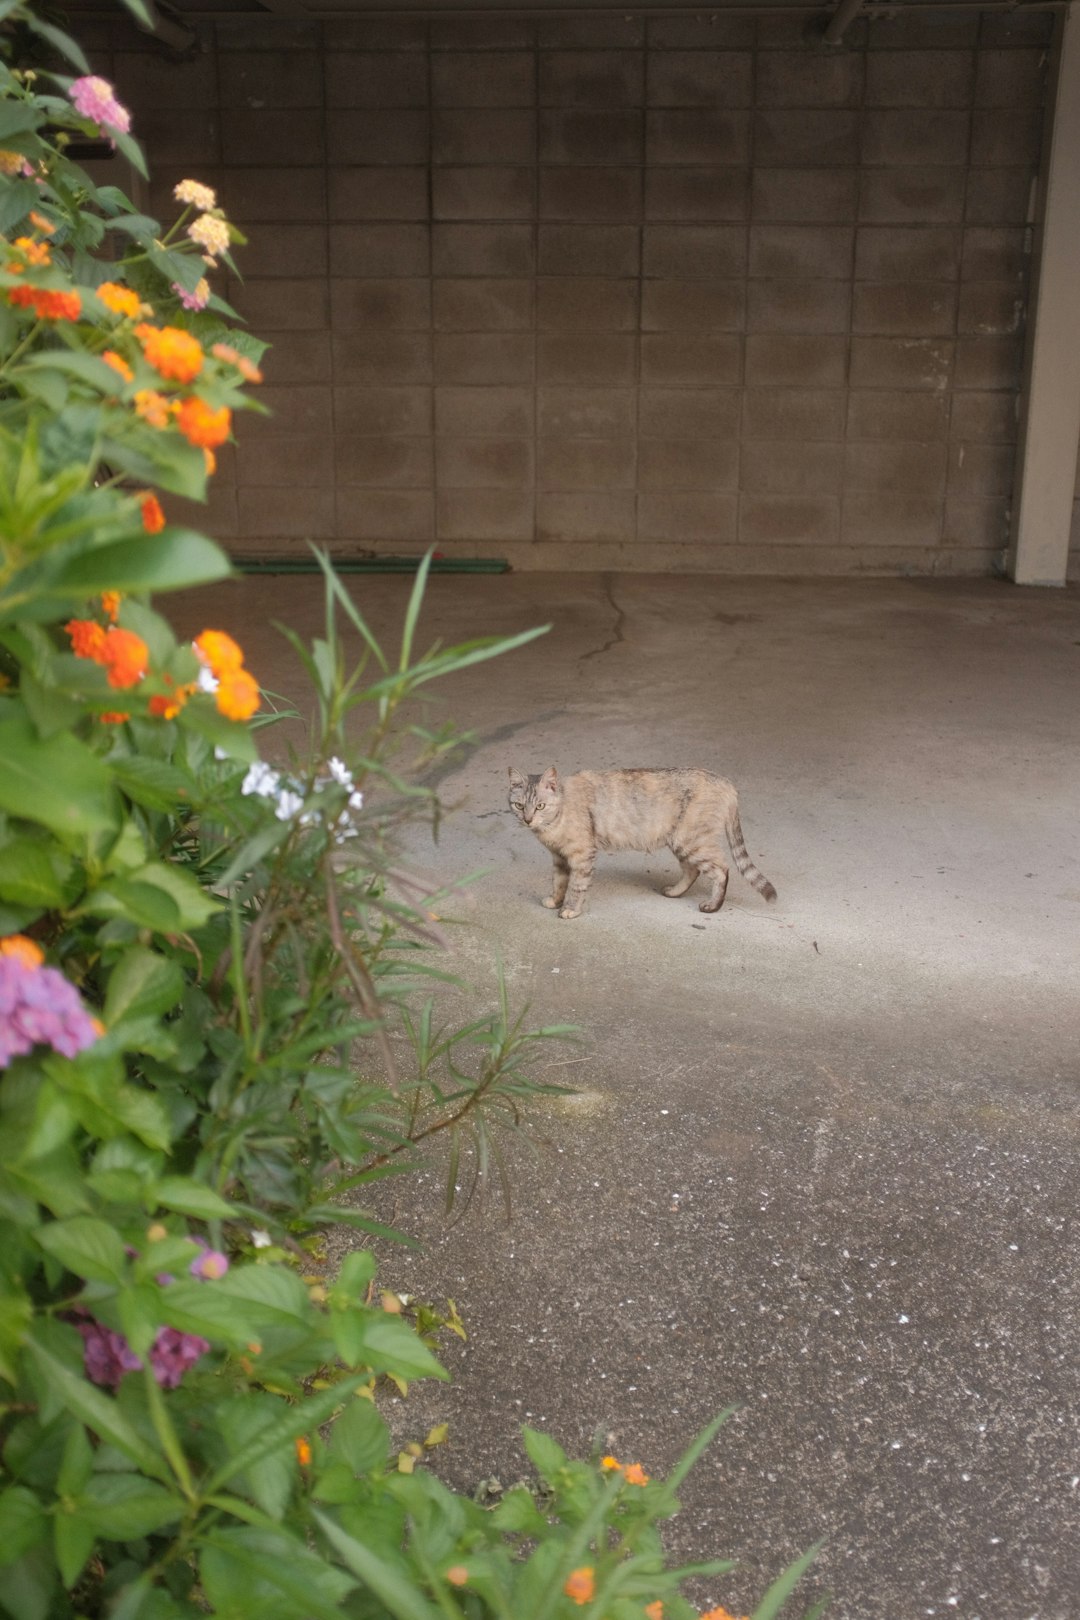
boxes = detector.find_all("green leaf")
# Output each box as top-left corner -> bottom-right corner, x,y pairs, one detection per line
35,1216 -> 127,1284
24,1326 -> 167,1480
20,350 -> 127,394
205,1379 -> 364,1497
751,1543 -> 825,1620
0,180 -> 40,234
53,1511 -> 95,1588
329,1397 -> 389,1476
90,860 -> 221,933
352,1315 -> 448,1383
491,1486 -> 549,1537
109,756 -> 198,813
0,105 -> 42,139
0,1487 -> 47,1568
0,713 -> 118,840
178,698 -> 258,764
25,15 -> 90,72
0,841 -> 68,911
199,1527 -> 355,1620
154,1177 -> 234,1220
104,947 -> 184,1028
76,1473 -> 184,1540
46,530 -> 232,598
312,1510 -> 445,1620
521,1426 -> 568,1485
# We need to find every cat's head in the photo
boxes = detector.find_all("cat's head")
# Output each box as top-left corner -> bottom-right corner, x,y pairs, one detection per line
508,766 -> 562,828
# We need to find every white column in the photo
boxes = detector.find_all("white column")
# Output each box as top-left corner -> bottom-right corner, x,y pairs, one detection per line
1008,4 -> 1080,586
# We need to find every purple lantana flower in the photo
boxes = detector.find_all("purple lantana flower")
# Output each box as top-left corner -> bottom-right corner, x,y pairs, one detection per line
0,948 -> 101,1069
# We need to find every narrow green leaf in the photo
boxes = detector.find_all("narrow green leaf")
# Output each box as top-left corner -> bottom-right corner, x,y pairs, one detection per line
24,1328 -> 167,1480
312,1510 -> 445,1620
205,1378 -> 363,1496
751,1543 -> 825,1620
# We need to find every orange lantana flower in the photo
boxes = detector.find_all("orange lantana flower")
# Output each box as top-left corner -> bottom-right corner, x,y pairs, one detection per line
149,681 -> 195,720
134,389 -> 172,430
216,666 -> 260,722
101,627 -> 149,690
9,286 -> 81,321
29,211 -> 55,236
564,1568 -> 595,1606
645,1604 -> 664,1620
699,1609 -> 748,1620
135,323 -> 204,384
194,629 -> 244,676
601,1455 -> 621,1471
101,591 -> 122,623
623,1463 -> 650,1487
98,281 -> 141,319
67,618 -> 108,660
175,396 -> 231,449
102,349 -> 133,383
10,235 -> 50,267
294,1437 -> 312,1467
0,935 -> 44,969
140,493 -> 166,533
445,1567 -> 468,1587
99,711 -> 130,724
211,341 -> 263,384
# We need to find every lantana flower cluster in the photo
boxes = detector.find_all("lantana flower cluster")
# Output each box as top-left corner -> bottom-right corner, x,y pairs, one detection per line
241,754 -> 364,840
64,606 -> 261,725
193,629 -> 261,722
0,935 -> 101,1069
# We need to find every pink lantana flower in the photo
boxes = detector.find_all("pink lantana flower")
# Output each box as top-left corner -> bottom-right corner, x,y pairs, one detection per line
68,75 -> 131,138
172,277 -> 210,312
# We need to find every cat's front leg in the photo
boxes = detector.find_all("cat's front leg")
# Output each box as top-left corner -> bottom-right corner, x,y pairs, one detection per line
559,856 -> 595,920
542,854 -> 571,909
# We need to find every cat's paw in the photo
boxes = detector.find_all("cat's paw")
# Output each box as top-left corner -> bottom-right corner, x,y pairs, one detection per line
698,900 -> 723,913
558,907 -> 581,920
542,896 -> 559,909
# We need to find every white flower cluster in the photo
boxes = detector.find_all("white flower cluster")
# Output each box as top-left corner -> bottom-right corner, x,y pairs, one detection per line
241,756 -> 364,843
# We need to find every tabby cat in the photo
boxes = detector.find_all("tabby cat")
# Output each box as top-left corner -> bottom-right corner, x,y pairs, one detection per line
507,766 -> 777,919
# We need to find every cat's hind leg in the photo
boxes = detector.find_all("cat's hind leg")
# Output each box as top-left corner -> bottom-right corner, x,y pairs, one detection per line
663,855 -> 699,898
696,856 -> 729,913
542,854 -> 571,910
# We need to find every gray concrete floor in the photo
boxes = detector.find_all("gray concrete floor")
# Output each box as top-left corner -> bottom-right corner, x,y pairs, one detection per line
178,572 -> 1080,1620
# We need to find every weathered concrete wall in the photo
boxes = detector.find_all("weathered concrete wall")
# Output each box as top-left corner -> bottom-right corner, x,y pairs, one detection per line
98,7 -> 1053,573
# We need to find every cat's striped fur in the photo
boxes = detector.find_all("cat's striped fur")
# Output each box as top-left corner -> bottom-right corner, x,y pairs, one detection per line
508,765 -> 777,920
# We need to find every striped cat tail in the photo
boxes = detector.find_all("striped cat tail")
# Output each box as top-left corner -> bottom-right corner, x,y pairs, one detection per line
726,805 -> 777,902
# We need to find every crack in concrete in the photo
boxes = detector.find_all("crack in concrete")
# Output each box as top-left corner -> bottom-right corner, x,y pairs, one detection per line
579,574 -> 626,663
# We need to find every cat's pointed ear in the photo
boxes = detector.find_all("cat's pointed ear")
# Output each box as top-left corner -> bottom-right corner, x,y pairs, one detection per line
539,766 -> 559,792
508,766 -> 526,788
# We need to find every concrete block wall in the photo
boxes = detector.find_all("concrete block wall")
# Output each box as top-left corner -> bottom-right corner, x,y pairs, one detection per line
97,7 -> 1054,574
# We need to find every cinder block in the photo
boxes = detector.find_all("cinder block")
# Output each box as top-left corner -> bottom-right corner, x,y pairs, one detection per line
537,388 -> 636,438
745,335 -> 846,387
138,108 -> 219,167
328,168 -> 428,222
433,333 -> 534,385
957,282 -> 1025,335
865,51 -> 974,107
237,486 -> 335,539
237,225 -> 327,279
216,16 -> 319,51
970,110 -> 1042,167
638,438 -> 739,490
855,226 -> 960,280
336,489 -> 434,543
329,224 -> 429,278
433,110 -> 536,164
325,53 -> 427,110
536,277 -> 638,330
961,226 -> 1028,280
747,280 -> 850,335
639,490 -> 737,542
326,110 -> 429,165
946,442 -> 1014,496
435,436 -> 532,488
170,482 -> 238,539
643,167 -> 749,221
753,110 -> 859,166
756,53 -> 862,108
539,166 -> 640,221
431,19 -> 534,50
222,110 -> 324,167
433,167 -> 534,221
979,10 -> 1054,43
432,53 -> 535,108
334,386 -> 432,436
964,169 -> 1035,225
238,430 -> 335,486
749,225 -> 854,278
436,488 -> 534,541
954,334 -> 1023,390
330,279 -> 430,330
216,50 -> 320,109
862,110 -> 971,166
539,50 -> 644,107
648,17 -> 754,49
539,109 -> 642,164
642,279 -> 744,332
974,48 -> 1047,107
432,224 -> 534,277
319,19 -> 425,51
638,387 -> 739,438
845,389 -> 949,440
858,169 -> 966,224
853,282 -> 957,336
840,492 -> 941,545
740,439 -> 842,494
640,334 -> 742,385
539,16 -> 644,48
643,225 -> 746,278
537,491 -> 636,542
230,279 -> 329,332
845,440 -> 947,493
751,168 -> 858,223
538,438 -> 636,489
646,110 -> 750,165
539,225 -> 640,277
221,167 -> 327,222
948,391 -> 1017,442
849,337 -> 952,390
742,388 -> 845,440
738,494 -> 839,545
942,497 -> 1010,548
435,386 -> 534,435
114,50 -> 216,110
865,11 -> 977,48
433,278 -> 532,331
647,51 -> 753,107
335,436 -> 433,487
332,333 -> 431,385
537,335 -> 637,386
260,331 -> 333,385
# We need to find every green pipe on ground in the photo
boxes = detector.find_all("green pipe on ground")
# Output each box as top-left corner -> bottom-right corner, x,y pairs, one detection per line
234,557 -> 510,576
